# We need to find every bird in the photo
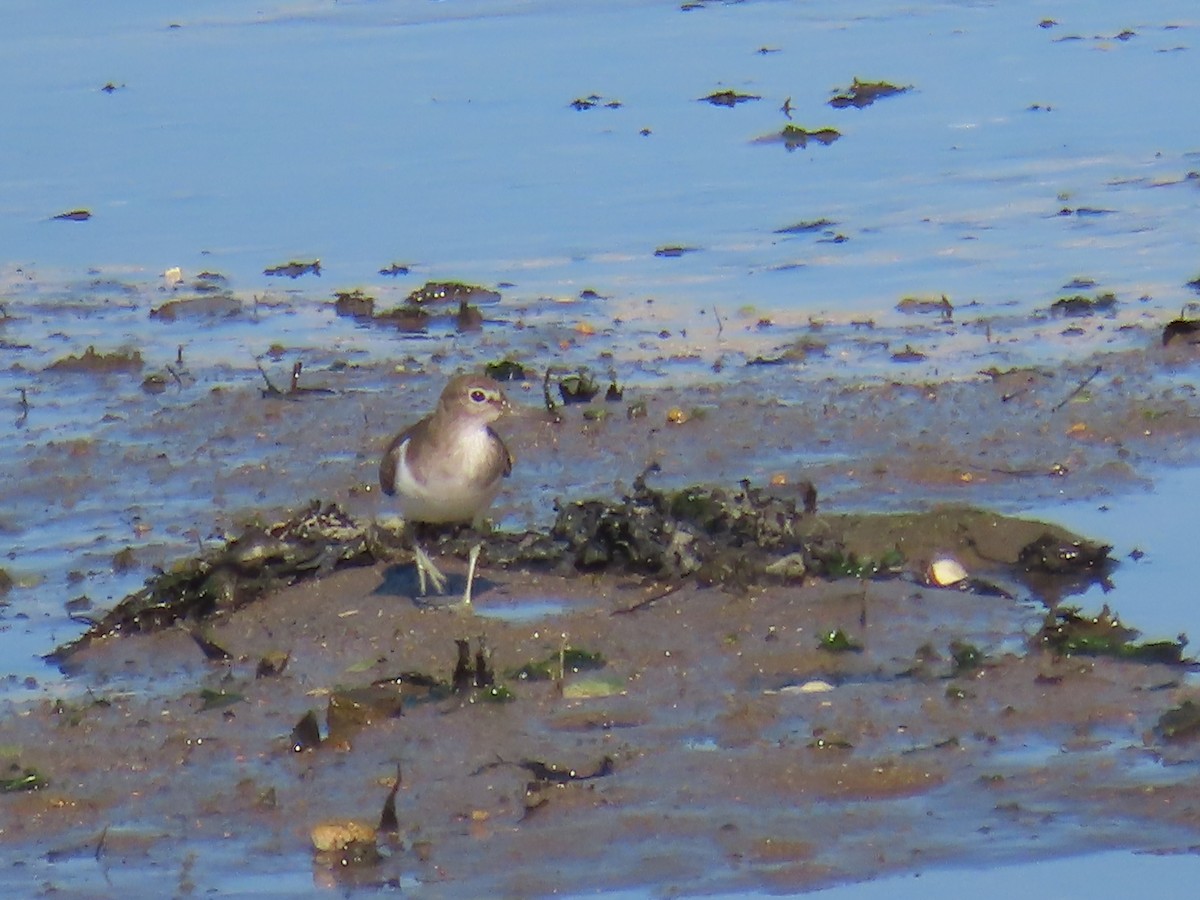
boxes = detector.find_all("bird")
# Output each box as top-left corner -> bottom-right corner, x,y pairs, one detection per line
379,373 -> 513,606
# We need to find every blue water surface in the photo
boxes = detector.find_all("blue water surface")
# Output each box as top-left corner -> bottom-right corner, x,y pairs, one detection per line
2,0 -> 1197,313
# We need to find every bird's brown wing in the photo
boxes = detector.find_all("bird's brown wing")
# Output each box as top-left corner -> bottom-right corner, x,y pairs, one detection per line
379,419 -> 426,496
490,427 -> 514,477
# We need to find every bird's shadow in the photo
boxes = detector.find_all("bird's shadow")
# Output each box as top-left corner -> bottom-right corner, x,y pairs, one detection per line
373,562 -> 499,607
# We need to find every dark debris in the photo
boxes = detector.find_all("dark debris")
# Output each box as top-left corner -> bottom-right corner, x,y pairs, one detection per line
406,281 -> 500,306
1018,533 -> 1112,575
755,124 -> 841,151
47,346 -> 144,374
775,219 -> 837,235
485,359 -> 533,382
828,79 -> 910,109
257,361 -> 336,400
50,502 -> 378,663
700,89 -> 761,107
333,289 -> 376,320
1155,700 -> 1200,742
50,483 -> 1121,660
1,765 -> 49,794
1037,605 -> 1191,666
1050,293 -> 1118,317
264,260 -> 321,278
1163,319 -> 1200,347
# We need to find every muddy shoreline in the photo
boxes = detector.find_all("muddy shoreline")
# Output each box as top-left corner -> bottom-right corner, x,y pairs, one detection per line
6,320 -> 1200,894
8,274 -> 1200,900
4,504 -> 1199,896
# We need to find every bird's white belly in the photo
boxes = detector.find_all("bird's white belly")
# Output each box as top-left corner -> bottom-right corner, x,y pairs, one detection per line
391,433 -> 502,524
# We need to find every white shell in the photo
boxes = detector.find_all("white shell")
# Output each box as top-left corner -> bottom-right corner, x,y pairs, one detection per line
929,556 -> 968,587
776,679 -> 836,695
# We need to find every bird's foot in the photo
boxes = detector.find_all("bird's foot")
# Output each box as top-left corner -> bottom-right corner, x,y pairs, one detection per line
413,544 -> 448,596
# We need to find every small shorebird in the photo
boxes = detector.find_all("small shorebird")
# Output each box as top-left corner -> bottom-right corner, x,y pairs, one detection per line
379,374 -> 513,606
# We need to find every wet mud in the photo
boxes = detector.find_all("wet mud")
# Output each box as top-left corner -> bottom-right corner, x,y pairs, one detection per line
45,480 -> 1117,662
3,505 -> 1198,895
6,343 -> 1200,894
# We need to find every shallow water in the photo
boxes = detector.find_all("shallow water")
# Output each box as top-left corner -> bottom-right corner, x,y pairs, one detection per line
1028,464 -> 1200,648
5,0 -> 1200,894
809,848 -> 1200,899
3,0 -> 1198,310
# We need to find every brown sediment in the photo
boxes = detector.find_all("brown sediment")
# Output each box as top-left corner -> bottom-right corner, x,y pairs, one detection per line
7,302 -> 1200,893
10,463 -> 1191,894
45,345 -> 144,374
4,540 -> 1197,894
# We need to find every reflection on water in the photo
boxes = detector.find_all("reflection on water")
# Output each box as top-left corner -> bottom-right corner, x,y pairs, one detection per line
1027,464 -> 1200,652
2,0 -> 1197,313
808,848 -> 1200,899
473,596 -> 573,621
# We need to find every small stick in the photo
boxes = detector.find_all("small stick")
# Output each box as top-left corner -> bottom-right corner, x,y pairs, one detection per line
255,359 -> 284,396
713,306 -> 724,338
542,368 -> 562,422
542,368 -> 556,413
264,359 -> 334,398
16,388 -> 29,425
1052,365 -> 1101,412
611,582 -> 684,616
378,763 -> 402,834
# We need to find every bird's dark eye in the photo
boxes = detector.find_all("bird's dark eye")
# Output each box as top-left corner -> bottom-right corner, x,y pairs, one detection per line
470,389 -> 487,403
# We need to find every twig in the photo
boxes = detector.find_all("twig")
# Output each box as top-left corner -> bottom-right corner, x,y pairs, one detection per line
379,763 -> 402,834
257,359 -> 334,399
255,359 -> 285,396
989,466 -> 1051,478
542,368 -> 562,422
611,581 -> 684,616
16,388 -> 29,426
713,306 -> 724,338
1052,365 -> 1101,412
558,633 -> 566,683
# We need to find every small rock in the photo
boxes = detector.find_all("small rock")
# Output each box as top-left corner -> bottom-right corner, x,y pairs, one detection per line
310,820 -> 377,853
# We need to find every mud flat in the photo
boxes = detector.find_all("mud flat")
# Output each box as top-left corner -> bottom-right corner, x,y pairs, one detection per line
7,265 -> 1200,893
5,396 -> 1200,895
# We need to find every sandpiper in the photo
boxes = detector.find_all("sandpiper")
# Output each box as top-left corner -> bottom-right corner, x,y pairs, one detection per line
379,373 -> 513,605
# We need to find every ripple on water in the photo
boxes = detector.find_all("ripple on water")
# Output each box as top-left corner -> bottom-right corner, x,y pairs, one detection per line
474,597 -> 575,622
